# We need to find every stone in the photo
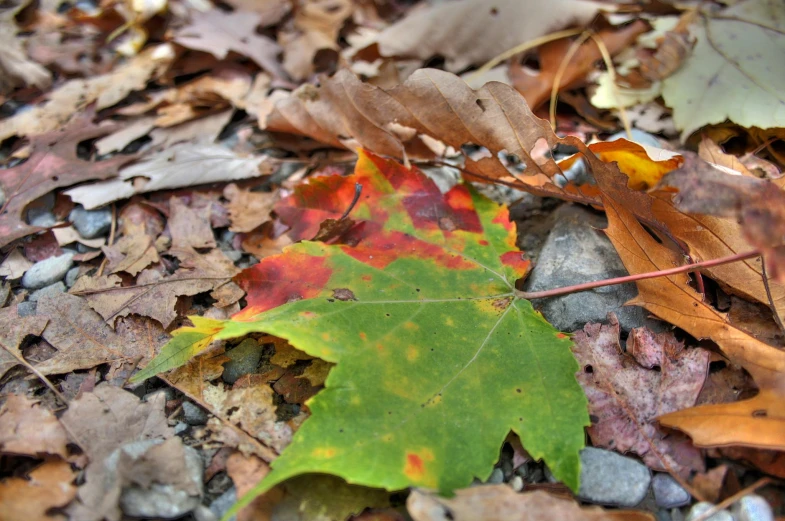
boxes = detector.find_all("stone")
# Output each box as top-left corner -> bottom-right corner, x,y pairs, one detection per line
65,267 -> 80,287
222,338 -> 262,384
732,495 -> 774,521
523,205 -> 661,332
17,301 -> 37,317
209,486 -> 237,521
576,447 -> 651,507
174,422 -> 189,435
0,186 -> 5,208
222,249 -> 243,263
69,205 -> 113,239
652,473 -> 691,508
182,401 -> 209,426
27,208 -> 56,228
21,253 -> 74,289
109,439 -> 203,519
486,468 -> 504,484
686,503 -> 734,521
29,281 -> 66,302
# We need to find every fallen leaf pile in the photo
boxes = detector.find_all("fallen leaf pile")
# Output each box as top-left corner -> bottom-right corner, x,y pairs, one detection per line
1,0 -> 784,520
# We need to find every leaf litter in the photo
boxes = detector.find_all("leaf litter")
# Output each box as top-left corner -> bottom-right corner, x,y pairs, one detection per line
1,1 -> 784,520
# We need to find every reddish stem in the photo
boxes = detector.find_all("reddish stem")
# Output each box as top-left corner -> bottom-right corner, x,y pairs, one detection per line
517,250 -> 761,300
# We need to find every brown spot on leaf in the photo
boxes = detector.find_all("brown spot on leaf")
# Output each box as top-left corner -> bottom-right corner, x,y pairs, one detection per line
332,288 -> 357,301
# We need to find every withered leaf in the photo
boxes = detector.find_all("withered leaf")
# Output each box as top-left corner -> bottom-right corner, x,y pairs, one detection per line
0,394 -> 69,458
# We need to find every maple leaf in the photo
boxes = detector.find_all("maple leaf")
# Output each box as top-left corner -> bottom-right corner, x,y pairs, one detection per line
0,112 -> 137,249
134,150 -> 589,503
572,319 -> 708,478
0,459 -> 77,521
602,194 -> 785,450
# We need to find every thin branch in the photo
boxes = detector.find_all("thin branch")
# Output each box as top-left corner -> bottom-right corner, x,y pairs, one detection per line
0,341 -> 67,403
517,250 -> 760,300
550,31 -> 594,130
690,477 -> 772,521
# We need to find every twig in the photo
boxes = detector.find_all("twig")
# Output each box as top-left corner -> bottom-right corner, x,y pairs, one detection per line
0,340 -> 67,403
517,250 -> 760,300
340,183 -> 363,220
550,31 -> 594,131
690,477 -> 772,521
466,28 -> 584,82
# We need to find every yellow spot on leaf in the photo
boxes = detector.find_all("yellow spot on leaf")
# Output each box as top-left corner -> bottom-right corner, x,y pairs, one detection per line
445,317 -> 454,326
312,447 -> 337,458
407,345 -> 419,362
403,448 -> 437,487
404,321 -> 419,331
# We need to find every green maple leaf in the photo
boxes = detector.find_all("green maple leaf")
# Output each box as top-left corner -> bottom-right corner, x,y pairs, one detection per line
133,150 -> 588,513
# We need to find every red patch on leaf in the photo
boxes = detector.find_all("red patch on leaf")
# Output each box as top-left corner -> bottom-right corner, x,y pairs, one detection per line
341,231 -> 476,271
500,251 -> 531,278
404,453 -> 424,479
233,250 -> 332,319
556,333 -> 568,339
443,186 -> 483,233
275,175 -> 359,241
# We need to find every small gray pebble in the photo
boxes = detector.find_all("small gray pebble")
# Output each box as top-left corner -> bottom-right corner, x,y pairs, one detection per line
76,243 -> 100,254
732,495 -> 774,521
510,475 -> 523,492
17,301 -> 37,317
69,206 -> 113,239
686,502 -> 734,521
29,282 -> 66,302
656,510 -> 673,521
182,401 -> 208,426
65,267 -> 80,287
219,229 -> 236,245
0,186 -> 5,208
193,505 -> 219,521
143,388 -> 177,403
653,473 -> 691,508
174,422 -> 189,435
222,249 -> 243,263
209,487 -> 237,521
222,338 -> 262,384
486,468 -> 504,484
21,253 -> 74,289
576,447 -> 651,507
28,208 -> 56,228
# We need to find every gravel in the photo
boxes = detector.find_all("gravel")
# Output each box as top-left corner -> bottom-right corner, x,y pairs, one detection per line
17,301 -> 37,317
652,473 -> 691,508
28,281 -> 66,302
182,401 -> 209,426
523,205 -> 662,332
21,253 -> 74,289
732,495 -> 774,521
575,447 -> 651,507
65,266 -> 80,287
209,486 -> 237,521
70,205 -> 113,239
686,503 -> 734,521
222,338 -> 262,384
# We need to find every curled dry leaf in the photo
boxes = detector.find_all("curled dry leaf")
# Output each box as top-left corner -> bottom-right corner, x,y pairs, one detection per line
0,0 -> 51,93
0,305 -> 49,380
0,459 -> 77,521
602,195 -> 785,450
169,197 -> 218,250
374,0 -> 603,73
572,319 -> 708,477
224,183 -> 278,233
407,486 -> 654,521
0,394 -> 69,458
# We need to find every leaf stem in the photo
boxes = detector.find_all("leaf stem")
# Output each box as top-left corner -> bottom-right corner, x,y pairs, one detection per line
516,250 -> 761,300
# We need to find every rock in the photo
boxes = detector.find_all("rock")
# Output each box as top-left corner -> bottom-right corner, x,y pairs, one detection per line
21,253 -> 74,289
576,447 -> 651,507
65,267 -> 80,287
143,387 -> 176,403
686,503 -> 734,521
486,468 -> 504,484
222,249 -> 243,263
194,505 -> 219,521
17,301 -> 37,317
174,422 -> 189,435
0,186 -> 5,208
29,281 -> 66,302
652,473 -> 691,508
510,475 -> 523,491
523,205 -> 660,332
209,486 -> 237,521
27,208 -> 56,228
732,495 -> 774,521
70,205 -> 112,239
222,338 -> 262,384
182,401 -> 209,425
109,439 -> 203,519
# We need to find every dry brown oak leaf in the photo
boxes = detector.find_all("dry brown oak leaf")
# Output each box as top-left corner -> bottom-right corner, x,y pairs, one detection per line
0,305 -> 48,380
407,486 -> 654,521
0,113 -> 136,249
573,319 -> 708,478
34,292 -> 168,375
592,151 -> 785,343
0,394 -> 69,458
0,459 -> 77,521
59,383 -> 173,521
602,195 -> 785,450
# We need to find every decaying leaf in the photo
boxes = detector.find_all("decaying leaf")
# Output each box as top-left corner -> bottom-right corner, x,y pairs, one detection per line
0,459 -> 77,521
374,0 -> 603,73
65,143 -> 273,210
225,183 -> 278,233
602,195 -> 785,450
0,0 -> 51,93
0,306 -> 49,380
0,394 -> 69,458
135,150 -> 589,508
572,319 -> 708,477
407,486 -> 654,521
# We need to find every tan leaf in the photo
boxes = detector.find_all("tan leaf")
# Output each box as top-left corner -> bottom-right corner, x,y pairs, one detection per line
407,487 -> 654,521
602,195 -> 785,449
66,143 -> 273,210
0,394 -> 69,458
0,248 -> 33,279
224,183 -> 278,233
0,459 -> 76,521
0,306 -> 49,380
226,451 -> 281,521
169,197 -> 217,250
0,0 -> 52,93
173,10 -> 287,79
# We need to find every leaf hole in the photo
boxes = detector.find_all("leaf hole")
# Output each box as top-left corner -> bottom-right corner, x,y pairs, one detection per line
584,365 -> 593,374
752,409 -> 768,418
